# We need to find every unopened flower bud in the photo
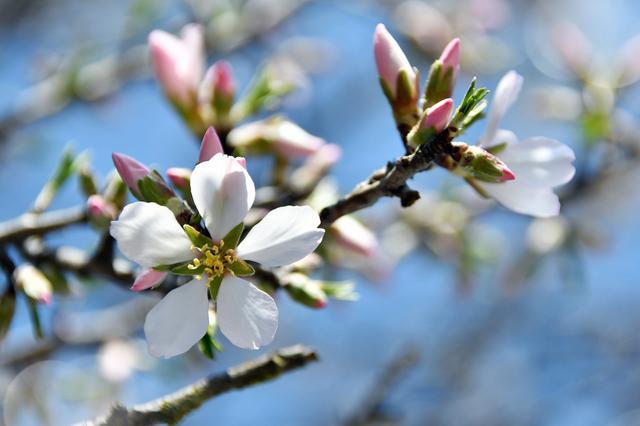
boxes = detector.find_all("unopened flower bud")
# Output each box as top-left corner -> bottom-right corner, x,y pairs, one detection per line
424,38 -> 461,108
228,117 -> 325,158
131,269 -> 168,292
148,24 -> 205,109
407,98 -> 453,149
166,167 -> 191,190
283,273 -> 327,309
201,61 -> 235,118
87,195 -> 117,229
78,165 -> 99,197
446,142 -> 515,183
112,153 -> 175,203
373,24 -> 420,128
14,264 -> 52,304
198,126 -> 224,163
330,215 -> 379,257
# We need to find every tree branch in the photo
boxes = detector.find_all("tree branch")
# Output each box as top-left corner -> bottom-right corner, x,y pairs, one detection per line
82,344 -> 318,426
0,206 -> 86,242
319,128 -> 454,228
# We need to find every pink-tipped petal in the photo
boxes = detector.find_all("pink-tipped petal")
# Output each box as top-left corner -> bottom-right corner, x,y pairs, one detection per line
373,23 -> 414,96
500,165 -> 516,181
112,153 -> 150,193
235,157 -> 247,169
131,269 -> 168,292
198,127 -> 224,163
422,98 -> 453,132
439,38 -> 460,72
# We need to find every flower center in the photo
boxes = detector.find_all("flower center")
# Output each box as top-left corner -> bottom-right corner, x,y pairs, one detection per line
187,241 -> 238,280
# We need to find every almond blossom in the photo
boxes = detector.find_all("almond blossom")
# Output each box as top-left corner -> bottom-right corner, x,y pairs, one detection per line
475,71 -> 576,217
110,153 -> 325,358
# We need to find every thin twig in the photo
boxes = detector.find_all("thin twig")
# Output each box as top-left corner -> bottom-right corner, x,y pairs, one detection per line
0,206 -> 87,243
81,344 -> 318,426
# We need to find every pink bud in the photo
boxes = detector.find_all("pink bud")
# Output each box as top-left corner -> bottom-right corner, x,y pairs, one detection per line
112,153 -> 150,194
498,163 -> 516,182
422,98 -> 453,132
148,24 -> 205,107
87,195 -> 117,220
331,216 -> 379,257
373,23 -> 415,97
14,264 -> 52,304
198,126 -> 224,163
439,38 -> 460,74
206,60 -> 235,98
166,167 -> 191,189
131,269 -> 168,292
307,143 -> 342,169
235,157 -> 247,169
314,299 -> 327,309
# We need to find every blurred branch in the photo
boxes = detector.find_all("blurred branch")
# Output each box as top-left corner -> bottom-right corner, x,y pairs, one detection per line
0,206 -> 87,243
83,344 -> 318,426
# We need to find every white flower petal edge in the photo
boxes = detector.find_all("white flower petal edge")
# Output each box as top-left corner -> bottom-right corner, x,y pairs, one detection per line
144,277 -> 210,358
237,205 -> 325,267
498,137 -> 576,188
110,202 -> 193,268
481,70 -> 523,147
217,276 -> 278,350
191,154 -> 256,241
482,182 -> 561,218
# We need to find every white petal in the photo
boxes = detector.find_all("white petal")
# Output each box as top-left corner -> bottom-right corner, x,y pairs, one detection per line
110,202 -> 193,267
500,137 -> 575,187
144,277 -> 210,358
481,71 -> 523,146
237,205 -> 325,267
217,276 -> 278,350
482,181 -> 561,218
190,154 -> 255,241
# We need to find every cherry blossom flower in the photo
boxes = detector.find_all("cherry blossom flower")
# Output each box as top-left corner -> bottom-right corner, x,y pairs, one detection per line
476,71 -> 575,217
110,154 -> 325,357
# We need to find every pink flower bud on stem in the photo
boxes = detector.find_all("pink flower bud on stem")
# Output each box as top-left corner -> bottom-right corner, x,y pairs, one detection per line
112,153 -> 150,198
283,273 -> 328,309
14,264 -> 52,304
442,142 -> 516,183
87,194 -> 117,229
407,98 -> 454,149
201,61 -> 236,119
424,38 -> 460,108
373,24 -> 420,132
166,168 -> 192,190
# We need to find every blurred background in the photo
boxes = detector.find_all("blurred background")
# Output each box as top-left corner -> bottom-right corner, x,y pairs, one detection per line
1,0 -> 640,424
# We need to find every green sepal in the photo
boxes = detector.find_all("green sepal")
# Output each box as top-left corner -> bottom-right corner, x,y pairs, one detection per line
183,224 -> 214,248
464,177 -> 490,198
198,312 -> 223,360
320,280 -> 358,301
222,223 -> 244,249
486,142 -> 508,155
208,275 -> 223,300
227,260 -> 255,277
136,171 -> 175,204
379,76 -> 394,103
395,67 -> 417,105
26,297 -> 44,339
154,261 -> 201,276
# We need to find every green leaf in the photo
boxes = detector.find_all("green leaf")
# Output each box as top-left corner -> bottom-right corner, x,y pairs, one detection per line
222,223 -> 244,249
26,297 -> 44,339
136,171 -> 174,204
450,78 -> 490,134
33,147 -> 84,212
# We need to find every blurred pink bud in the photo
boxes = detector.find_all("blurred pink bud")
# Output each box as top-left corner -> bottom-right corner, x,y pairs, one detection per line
439,38 -> 460,74
331,215 -> 379,257
373,23 -> 415,97
87,195 -> 117,221
166,167 -> 191,189
422,98 -> 453,132
131,269 -> 168,292
148,24 -> 205,107
500,166 -> 516,181
236,157 -> 247,168
112,153 -> 150,194
307,143 -> 341,169
198,126 -> 224,163
553,22 -> 592,75
206,60 -> 235,98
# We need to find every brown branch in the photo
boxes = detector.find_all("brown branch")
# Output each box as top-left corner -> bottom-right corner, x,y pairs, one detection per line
319,128 -> 454,228
82,344 -> 318,426
0,206 -> 87,242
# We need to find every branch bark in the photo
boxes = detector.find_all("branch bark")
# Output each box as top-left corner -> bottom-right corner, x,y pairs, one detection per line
0,206 -> 86,242
81,344 -> 318,426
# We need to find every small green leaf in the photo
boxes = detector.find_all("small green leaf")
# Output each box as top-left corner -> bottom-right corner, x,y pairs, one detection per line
26,297 -> 44,339
208,275 -> 223,300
